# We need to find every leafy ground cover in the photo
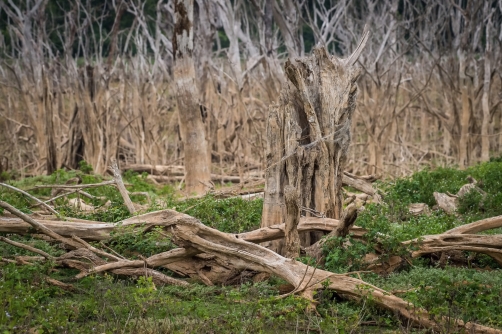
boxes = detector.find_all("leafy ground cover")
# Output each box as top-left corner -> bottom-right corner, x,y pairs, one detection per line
1,159 -> 502,333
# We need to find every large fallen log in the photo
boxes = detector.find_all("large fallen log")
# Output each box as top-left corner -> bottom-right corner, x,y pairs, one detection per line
152,209 -> 501,333
3,212 -> 502,262
1,203 -> 501,332
0,211 -> 365,242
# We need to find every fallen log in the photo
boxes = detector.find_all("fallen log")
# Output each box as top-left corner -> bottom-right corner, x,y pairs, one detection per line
405,233 -> 502,266
187,179 -> 265,200
147,174 -> 259,184
157,209 -> 500,333
444,215 -> 502,235
0,211 -> 366,243
123,164 -> 185,176
343,172 -> 379,183
1,202 -> 502,332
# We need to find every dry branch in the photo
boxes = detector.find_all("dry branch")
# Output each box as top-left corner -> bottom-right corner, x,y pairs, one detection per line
0,236 -> 54,259
444,215 -> 502,235
305,204 -> 359,261
147,174 -> 256,184
123,164 -> 185,176
26,180 -> 117,191
0,200 -> 83,249
341,174 -> 379,199
405,234 -> 502,266
0,182 -> 59,216
110,158 -> 136,214
0,204 -> 190,287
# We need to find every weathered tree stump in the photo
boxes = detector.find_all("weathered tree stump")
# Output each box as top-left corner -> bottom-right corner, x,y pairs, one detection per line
262,30 -> 369,254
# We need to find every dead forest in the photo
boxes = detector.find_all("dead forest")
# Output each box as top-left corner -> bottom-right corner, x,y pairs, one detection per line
0,0 -> 501,179
1,0 -> 502,333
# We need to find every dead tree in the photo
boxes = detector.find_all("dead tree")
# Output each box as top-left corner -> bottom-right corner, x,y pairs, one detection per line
173,0 -> 211,194
261,28 -> 370,255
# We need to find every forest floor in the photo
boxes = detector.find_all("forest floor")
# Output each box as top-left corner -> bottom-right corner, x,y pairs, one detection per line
1,158 -> 502,333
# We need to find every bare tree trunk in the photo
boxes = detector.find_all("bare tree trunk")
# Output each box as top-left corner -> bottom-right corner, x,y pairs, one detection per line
173,0 -> 211,195
262,30 -> 369,253
44,71 -> 57,175
481,13 -> 492,161
458,49 -> 471,168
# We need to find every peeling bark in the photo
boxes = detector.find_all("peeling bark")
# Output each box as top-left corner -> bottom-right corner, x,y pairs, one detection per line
262,29 -> 370,253
284,185 -> 301,258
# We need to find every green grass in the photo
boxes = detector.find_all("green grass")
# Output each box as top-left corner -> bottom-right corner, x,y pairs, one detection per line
2,159 -> 502,332
1,262 -> 360,333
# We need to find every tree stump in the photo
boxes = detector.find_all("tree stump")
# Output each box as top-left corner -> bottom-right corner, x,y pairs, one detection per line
261,30 -> 369,255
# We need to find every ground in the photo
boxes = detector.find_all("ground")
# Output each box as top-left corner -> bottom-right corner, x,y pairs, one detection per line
1,158 -> 502,333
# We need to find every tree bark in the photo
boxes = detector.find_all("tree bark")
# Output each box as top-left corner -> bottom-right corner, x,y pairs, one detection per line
283,185 -> 300,258
481,14 -> 492,162
261,30 -> 369,252
173,0 -> 211,195
44,71 -> 57,175
458,49 -> 471,168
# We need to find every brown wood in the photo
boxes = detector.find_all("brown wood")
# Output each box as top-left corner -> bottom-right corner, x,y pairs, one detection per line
160,209 -> 500,334
0,211 -> 367,243
262,28 -> 369,253
173,0 -> 211,195
283,185 -> 301,258
110,158 -> 136,214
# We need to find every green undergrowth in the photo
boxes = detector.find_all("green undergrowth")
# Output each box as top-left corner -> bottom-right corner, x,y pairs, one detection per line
319,159 -> 502,331
1,262 -> 377,333
362,267 -> 502,330
2,159 -> 502,332
323,159 -> 502,273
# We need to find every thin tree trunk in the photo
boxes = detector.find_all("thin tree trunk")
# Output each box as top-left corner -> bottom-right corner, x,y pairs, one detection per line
44,72 -> 57,175
173,0 -> 211,195
458,49 -> 471,168
481,20 -> 492,161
